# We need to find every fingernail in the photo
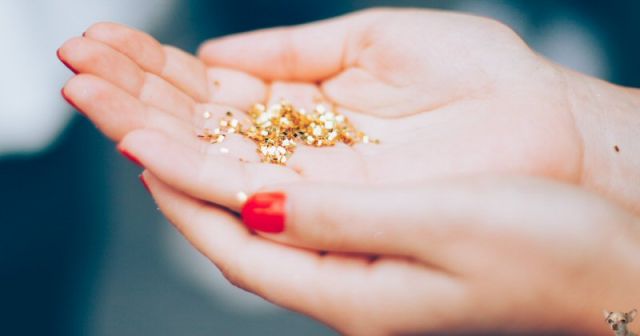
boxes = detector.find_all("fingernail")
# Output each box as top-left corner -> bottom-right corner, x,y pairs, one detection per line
241,192 -> 286,233
57,48 -> 78,74
118,147 -> 143,167
139,174 -> 150,193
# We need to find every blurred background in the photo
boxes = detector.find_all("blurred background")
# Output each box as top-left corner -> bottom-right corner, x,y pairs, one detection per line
1,0 -> 638,335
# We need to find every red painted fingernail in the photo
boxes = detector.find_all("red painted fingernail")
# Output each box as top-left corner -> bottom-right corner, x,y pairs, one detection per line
118,147 -> 143,167
139,174 -> 150,193
57,48 -> 78,74
241,192 -> 286,233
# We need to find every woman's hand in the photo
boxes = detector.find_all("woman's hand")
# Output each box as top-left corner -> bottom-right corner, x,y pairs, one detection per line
59,9 -> 640,213
57,9 -> 640,334
141,171 -> 640,335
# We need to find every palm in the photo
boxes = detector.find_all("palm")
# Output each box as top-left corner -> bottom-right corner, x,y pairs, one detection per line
60,10 -> 581,211
304,12 -> 580,184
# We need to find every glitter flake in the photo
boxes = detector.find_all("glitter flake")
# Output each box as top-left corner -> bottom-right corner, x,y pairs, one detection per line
197,101 -> 378,165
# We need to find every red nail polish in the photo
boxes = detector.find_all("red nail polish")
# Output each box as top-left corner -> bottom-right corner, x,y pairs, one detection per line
241,192 -> 286,233
139,174 -> 150,193
118,147 -> 143,167
57,48 -> 78,74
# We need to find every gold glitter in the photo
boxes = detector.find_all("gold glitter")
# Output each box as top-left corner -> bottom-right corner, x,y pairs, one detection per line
236,191 -> 248,203
219,147 -> 229,154
203,111 -> 212,119
197,101 -> 378,165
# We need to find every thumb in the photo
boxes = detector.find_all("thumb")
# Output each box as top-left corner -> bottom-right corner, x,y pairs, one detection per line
197,9 -> 382,81
240,182 -> 443,257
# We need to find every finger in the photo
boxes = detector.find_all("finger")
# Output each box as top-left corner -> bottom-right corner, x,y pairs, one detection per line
240,183 -> 426,257
120,129 -> 301,211
242,175 -> 632,272
198,10 -> 382,81
58,37 -> 195,119
140,172 -> 347,327
240,178 -> 548,261
62,74 -> 194,144
58,37 -> 143,94
143,172 -> 459,334
84,22 -> 209,102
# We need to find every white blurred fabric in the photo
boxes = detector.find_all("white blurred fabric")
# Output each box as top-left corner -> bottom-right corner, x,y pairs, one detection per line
0,0 -> 176,155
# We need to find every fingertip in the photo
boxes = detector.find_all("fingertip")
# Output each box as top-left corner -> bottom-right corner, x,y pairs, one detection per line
118,128 -> 192,174
241,191 -> 287,233
61,74 -> 95,112
195,39 -> 215,61
58,37 -> 86,74
58,36 -> 79,55
83,21 -> 121,41
84,21 -> 165,73
62,74 -> 98,104
196,33 -> 242,59
60,85 -> 83,115
117,131 -> 149,168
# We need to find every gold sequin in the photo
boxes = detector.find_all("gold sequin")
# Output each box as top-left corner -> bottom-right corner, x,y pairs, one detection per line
197,101 -> 378,165
236,191 -> 248,203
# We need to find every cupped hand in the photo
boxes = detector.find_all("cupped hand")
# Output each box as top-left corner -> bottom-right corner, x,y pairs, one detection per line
60,8 -> 621,213
56,9 -> 640,334
141,171 -> 640,335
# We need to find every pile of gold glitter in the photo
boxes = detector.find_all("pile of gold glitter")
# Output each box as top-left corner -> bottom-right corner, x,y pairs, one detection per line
198,101 -> 378,165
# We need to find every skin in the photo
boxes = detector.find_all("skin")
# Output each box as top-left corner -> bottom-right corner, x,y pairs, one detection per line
58,8 -> 640,335
138,172 -> 640,335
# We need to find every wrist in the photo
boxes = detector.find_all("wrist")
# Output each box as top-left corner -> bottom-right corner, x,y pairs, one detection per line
563,69 -> 640,214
